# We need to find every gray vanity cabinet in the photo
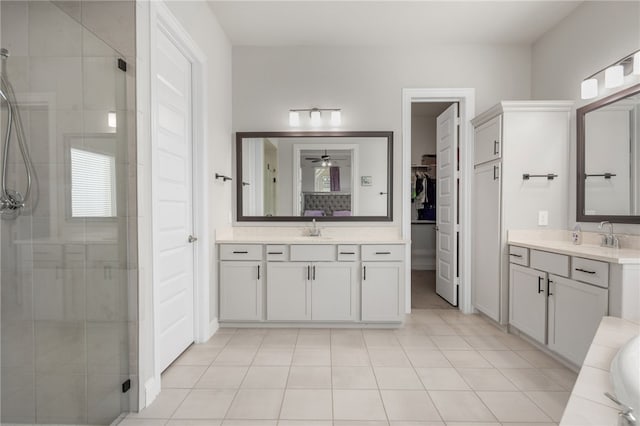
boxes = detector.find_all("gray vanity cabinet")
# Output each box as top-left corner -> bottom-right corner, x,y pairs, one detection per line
219,261 -> 263,321
266,262 -> 310,321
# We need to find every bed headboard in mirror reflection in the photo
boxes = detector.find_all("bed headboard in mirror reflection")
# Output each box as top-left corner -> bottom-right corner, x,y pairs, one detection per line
577,83 -> 640,224
235,131 -> 393,222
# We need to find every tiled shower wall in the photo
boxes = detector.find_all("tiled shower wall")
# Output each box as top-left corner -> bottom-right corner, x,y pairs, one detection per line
0,1 -> 137,423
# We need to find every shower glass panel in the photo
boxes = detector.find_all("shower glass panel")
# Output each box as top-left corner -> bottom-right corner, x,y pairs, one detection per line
1,1 -> 137,423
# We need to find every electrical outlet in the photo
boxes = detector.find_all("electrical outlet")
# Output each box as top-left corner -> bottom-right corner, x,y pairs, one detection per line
538,210 -> 549,226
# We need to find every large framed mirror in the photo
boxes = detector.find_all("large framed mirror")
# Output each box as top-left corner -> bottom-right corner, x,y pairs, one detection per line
577,83 -> 640,224
236,131 -> 393,221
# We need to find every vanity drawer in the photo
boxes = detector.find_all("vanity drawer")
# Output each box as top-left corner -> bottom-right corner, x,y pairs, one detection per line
508,245 -> 529,266
337,245 -> 359,262
572,257 -> 609,288
220,244 -> 263,261
361,245 -> 404,261
530,249 -> 569,277
266,245 -> 288,261
290,244 -> 335,261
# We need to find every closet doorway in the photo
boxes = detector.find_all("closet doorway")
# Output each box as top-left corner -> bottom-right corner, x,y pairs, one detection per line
402,88 -> 475,315
410,101 -> 458,309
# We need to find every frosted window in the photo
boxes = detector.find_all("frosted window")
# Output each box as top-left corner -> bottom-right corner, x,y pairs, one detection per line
70,148 -> 117,217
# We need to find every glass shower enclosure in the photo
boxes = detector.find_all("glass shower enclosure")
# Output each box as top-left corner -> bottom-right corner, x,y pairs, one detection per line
0,1 -> 137,423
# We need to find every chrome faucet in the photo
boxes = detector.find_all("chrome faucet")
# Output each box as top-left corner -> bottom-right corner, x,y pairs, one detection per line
308,218 -> 321,237
605,392 -> 636,426
599,221 -> 620,248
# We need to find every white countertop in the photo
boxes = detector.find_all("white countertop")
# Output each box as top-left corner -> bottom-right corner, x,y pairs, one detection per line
508,229 -> 640,265
560,316 -> 640,425
216,226 -> 408,244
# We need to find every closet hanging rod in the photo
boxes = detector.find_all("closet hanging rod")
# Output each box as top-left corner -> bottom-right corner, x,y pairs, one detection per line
522,173 -> 558,180
411,164 -> 434,168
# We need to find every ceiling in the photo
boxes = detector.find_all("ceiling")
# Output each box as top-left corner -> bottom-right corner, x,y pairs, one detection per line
208,1 -> 583,46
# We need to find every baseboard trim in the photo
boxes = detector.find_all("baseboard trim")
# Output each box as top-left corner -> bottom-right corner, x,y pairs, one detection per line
144,376 -> 161,409
208,318 -> 220,340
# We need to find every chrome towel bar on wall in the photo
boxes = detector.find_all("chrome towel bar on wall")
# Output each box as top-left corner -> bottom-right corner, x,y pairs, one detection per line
215,173 -> 232,182
585,173 -> 617,179
522,173 -> 558,180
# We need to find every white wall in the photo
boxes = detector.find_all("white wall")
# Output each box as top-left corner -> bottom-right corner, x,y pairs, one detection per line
411,117 -> 437,165
532,1 -> 640,234
233,45 -> 533,228
136,0 -> 231,408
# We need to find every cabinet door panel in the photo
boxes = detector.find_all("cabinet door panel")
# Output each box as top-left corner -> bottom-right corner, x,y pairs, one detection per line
361,262 -> 403,322
472,161 -> 502,321
219,261 -> 262,321
474,115 -> 502,165
509,264 -> 547,344
312,263 -> 356,321
267,263 -> 310,321
549,275 -> 608,365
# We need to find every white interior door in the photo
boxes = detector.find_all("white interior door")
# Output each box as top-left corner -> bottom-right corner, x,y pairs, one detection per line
153,28 -> 195,372
436,103 -> 458,305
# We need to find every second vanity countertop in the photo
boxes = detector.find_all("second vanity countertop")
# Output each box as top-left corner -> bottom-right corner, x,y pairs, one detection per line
216,227 -> 409,245
508,230 -> 640,265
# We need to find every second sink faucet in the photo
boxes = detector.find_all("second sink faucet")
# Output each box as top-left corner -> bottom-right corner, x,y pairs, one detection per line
599,221 -> 620,248
308,218 -> 321,237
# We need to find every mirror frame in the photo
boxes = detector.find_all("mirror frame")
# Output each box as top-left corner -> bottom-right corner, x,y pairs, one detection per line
236,131 -> 393,222
577,82 -> 640,224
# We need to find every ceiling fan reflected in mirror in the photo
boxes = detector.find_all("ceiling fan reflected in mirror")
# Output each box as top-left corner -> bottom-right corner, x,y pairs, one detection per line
304,150 -> 347,167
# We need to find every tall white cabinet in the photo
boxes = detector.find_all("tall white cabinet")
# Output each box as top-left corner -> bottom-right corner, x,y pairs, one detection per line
471,102 -> 573,324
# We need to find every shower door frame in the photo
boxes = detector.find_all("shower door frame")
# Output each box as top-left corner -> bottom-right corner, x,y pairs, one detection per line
143,0 -> 211,408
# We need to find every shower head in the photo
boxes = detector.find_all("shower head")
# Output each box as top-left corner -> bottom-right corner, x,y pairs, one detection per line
0,48 -> 8,59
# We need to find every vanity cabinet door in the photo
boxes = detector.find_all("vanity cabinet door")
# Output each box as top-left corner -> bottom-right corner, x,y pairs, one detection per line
509,264 -> 547,344
548,275 -> 608,366
361,262 -> 403,322
267,262 -> 311,321
219,261 -> 263,321
311,263 -> 357,321
474,115 -> 502,165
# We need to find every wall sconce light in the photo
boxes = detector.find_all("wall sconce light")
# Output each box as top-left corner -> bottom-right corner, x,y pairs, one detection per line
580,49 -> 640,99
288,107 -> 342,127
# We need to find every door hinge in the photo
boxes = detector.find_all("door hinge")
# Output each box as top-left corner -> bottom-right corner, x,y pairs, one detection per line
455,277 -> 460,287
455,224 -> 461,233
122,379 -> 131,393
454,117 -> 461,126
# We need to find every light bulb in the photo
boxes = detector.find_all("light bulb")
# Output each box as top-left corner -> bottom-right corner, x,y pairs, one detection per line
605,65 -> 624,88
327,161 -> 332,167
289,111 -> 300,127
330,110 -> 341,126
321,161 -> 327,167
581,79 -> 598,99
633,52 -> 640,75
310,110 -> 322,127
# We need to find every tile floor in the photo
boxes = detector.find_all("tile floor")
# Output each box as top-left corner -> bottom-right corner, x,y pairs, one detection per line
122,309 -> 577,426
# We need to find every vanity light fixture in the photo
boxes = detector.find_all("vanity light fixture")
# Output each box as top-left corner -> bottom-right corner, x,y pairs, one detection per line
288,107 -> 342,127
580,49 -> 640,100
605,65 -> 624,88
581,78 -> 598,100
289,111 -> 300,127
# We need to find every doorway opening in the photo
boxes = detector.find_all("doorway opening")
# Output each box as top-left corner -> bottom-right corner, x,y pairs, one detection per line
401,88 -> 475,315
410,102 -> 458,309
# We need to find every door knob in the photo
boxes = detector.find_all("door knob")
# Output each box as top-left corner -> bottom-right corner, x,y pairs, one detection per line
434,225 -> 439,231
188,235 -> 198,243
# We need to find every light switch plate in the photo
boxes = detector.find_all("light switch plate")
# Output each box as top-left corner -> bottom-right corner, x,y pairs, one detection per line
538,210 -> 549,226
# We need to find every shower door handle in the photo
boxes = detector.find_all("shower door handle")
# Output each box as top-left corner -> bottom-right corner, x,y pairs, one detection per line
188,235 -> 198,243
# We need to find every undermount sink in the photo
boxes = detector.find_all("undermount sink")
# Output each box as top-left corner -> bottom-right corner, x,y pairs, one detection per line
610,334 -> 640,415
